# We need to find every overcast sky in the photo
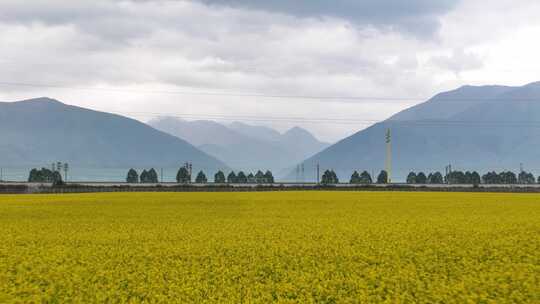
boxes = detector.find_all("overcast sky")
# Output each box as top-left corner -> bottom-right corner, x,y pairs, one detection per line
1,0 -> 540,142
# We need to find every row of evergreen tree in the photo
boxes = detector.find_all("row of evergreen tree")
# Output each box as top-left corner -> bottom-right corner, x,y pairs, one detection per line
125,168 -> 275,184
327,170 -> 389,185
42,167 -> 537,185
126,168 -> 159,183
406,170 -> 538,185
28,168 -> 63,183
349,170 -> 390,184
344,169 -> 540,185
175,168 -> 275,184
407,171 -> 446,184
211,170 -> 275,184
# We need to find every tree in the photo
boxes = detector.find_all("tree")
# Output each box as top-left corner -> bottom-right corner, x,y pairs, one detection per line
377,170 -> 388,184
406,172 -> 417,184
237,171 -> 248,183
428,172 -> 444,184
446,171 -> 466,184
499,171 -> 517,184
140,170 -> 148,183
247,173 -> 256,183
518,171 -> 535,184
350,171 -> 360,184
470,171 -> 481,185
321,170 -> 338,184
332,170 -> 339,184
28,168 -> 39,182
359,171 -> 372,184
52,170 -> 63,186
195,171 -> 207,183
147,168 -> 159,183
227,171 -> 237,183
264,170 -> 275,184
176,167 -> 191,183
126,169 -> 139,183
255,170 -> 265,184
29,168 -> 63,183
482,171 -> 500,184
214,171 -> 226,183
416,172 -> 427,184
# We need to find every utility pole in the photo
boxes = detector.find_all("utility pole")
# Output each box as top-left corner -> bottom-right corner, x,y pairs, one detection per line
385,128 -> 392,184
185,162 -> 192,183
445,164 -> 453,184
316,163 -> 320,184
64,163 -> 69,182
301,164 -> 305,183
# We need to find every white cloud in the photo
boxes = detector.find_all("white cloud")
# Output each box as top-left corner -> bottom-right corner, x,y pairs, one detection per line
429,49 -> 484,74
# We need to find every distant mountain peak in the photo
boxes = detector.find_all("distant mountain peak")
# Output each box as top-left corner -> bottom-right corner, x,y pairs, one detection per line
149,116 -> 186,123
23,97 -> 63,104
285,126 -> 307,133
524,81 -> 540,87
283,126 -> 317,139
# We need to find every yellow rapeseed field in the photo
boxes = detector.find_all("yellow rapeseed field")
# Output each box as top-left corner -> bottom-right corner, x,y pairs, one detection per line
0,191 -> 539,303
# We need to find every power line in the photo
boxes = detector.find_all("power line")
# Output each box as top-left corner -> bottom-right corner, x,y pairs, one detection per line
2,80 -> 540,103
0,81 -> 423,103
106,110 -> 540,127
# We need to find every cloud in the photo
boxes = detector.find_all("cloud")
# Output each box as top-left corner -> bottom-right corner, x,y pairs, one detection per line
0,0 -> 540,141
199,0 -> 459,37
429,49 -> 484,74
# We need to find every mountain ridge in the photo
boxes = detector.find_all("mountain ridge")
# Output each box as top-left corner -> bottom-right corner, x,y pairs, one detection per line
149,117 -> 329,175
289,81 -> 540,182
0,97 -> 227,173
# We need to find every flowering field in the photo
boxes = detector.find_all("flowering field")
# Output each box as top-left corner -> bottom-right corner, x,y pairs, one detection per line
0,192 -> 539,303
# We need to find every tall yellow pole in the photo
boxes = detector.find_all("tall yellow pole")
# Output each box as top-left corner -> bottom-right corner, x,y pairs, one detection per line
385,128 -> 392,184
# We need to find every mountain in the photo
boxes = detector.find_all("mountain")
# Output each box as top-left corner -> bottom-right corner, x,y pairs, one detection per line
0,98 -> 227,172
228,122 -> 283,142
289,82 -> 540,182
147,117 -> 247,147
149,118 -> 329,175
280,127 -> 331,161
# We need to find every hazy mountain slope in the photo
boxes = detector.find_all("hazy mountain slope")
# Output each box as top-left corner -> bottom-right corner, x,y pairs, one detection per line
0,98 -> 227,171
289,82 -> 540,182
149,118 -> 329,174
280,127 -> 330,160
228,122 -> 283,142
390,85 -> 514,121
148,117 -> 248,147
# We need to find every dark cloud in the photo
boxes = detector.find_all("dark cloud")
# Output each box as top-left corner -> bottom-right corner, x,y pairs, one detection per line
200,0 -> 459,37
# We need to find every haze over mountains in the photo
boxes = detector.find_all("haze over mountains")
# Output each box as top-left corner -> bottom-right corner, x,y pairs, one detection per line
289,81 -> 540,182
149,117 -> 329,175
0,98 -> 226,174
